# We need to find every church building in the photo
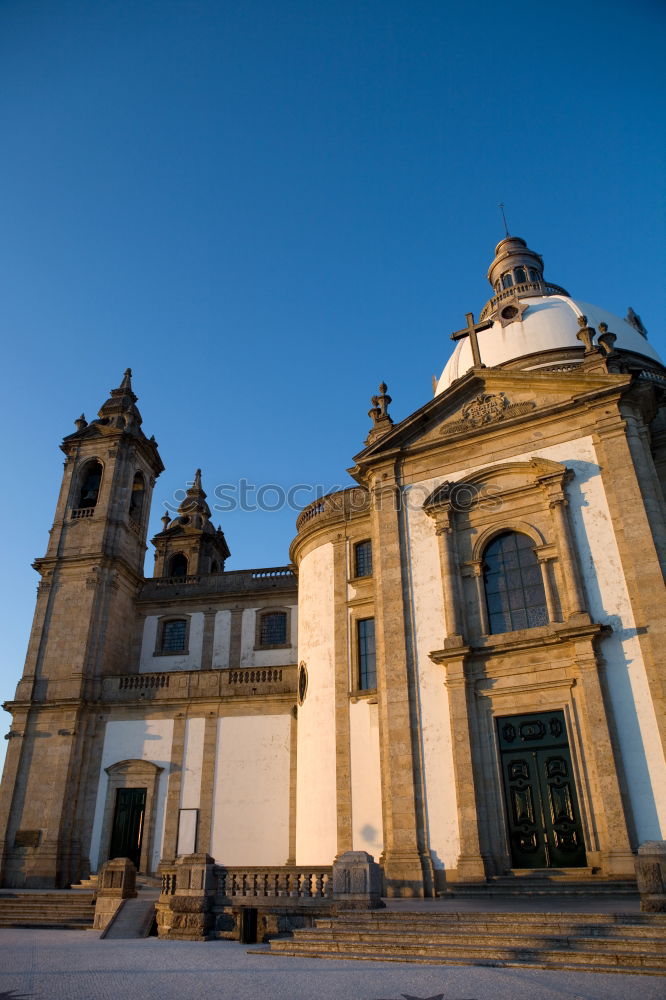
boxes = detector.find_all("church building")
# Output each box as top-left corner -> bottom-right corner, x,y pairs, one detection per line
1,234 -> 665,896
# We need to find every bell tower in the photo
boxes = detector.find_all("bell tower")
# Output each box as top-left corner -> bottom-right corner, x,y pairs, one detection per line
0,370 -> 163,887
151,469 -> 230,578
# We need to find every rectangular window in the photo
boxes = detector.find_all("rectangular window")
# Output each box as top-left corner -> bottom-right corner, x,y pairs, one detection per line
162,619 -> 187,652
354,540 -> 373,578
259,611 -> 287,646
357,617 -> 376,690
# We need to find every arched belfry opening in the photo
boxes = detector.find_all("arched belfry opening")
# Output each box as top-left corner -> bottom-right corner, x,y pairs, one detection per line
129,471 -> 146,523
168,553 -> 188,578
77,460 -> 103,509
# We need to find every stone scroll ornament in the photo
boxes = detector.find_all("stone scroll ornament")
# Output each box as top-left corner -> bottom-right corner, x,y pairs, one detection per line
442,392 -> 535,436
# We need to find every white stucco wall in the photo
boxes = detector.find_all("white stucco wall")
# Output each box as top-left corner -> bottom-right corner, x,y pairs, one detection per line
295,543 -> 338,864
212,611 -> 231,669
239,606 -> 298,666
349,699 -> 384,857
139,612 -> 205,671
209,714 -> 291,865
88,718 -> 174,872
180,717 -> 205,810
404,434 -> 666,859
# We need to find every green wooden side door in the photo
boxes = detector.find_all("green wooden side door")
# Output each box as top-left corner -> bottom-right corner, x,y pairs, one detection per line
109,787 -> 146,870
496,711 -> 587,869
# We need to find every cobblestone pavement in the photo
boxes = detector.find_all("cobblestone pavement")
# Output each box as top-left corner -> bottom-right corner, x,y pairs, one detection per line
0,930 -> 664,1000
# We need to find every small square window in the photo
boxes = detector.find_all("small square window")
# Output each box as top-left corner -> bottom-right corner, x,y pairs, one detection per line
354,540 -> 373,578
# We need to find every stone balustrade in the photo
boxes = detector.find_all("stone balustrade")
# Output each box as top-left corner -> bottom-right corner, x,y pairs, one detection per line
104,664 -> 297,704
216,866 -> 333,902
295,487 -> 370,534
140,566 -> 296,599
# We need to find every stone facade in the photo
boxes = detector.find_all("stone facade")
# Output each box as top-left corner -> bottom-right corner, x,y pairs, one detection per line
1,235 -> 665,903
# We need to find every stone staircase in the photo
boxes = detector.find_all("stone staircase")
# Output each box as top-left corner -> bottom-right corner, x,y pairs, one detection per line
444,874 -> 639,897
266,909 -> 666,975
0,891 -> 96,930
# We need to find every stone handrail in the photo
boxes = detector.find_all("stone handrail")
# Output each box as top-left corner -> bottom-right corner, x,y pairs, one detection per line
104,665 -> 297,703
296,488 -> 370,533
479,280 -> 569,320
216,866 -> 333,901
141,566 -> 296,598
71,507 -> 95,519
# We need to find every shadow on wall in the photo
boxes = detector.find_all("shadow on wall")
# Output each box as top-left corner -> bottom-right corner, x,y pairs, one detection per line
566,459 -> 660,842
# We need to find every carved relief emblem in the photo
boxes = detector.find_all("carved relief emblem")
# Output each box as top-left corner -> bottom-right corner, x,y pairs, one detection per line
442,392 -> 536,436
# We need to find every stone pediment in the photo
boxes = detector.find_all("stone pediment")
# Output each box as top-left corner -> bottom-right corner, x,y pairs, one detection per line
352,367 -> 631,466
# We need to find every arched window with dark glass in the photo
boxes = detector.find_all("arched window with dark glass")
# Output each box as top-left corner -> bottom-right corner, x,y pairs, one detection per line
168,553 -> 188,578
129,471 -> 145,523
483,531 -> 548,634
514,266 -> 526,284
77,460 -> 103,509
501,272 -> 514,289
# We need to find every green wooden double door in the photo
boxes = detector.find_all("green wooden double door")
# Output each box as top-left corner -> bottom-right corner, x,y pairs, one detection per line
109,787 -> 146,870
496,710 -> 587,869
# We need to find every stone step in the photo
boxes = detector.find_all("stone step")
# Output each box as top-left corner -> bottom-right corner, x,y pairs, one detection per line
288,926 -> 666,953
0,891 -> 95,929
265,943 -> 666,976
264,910 -> 666,976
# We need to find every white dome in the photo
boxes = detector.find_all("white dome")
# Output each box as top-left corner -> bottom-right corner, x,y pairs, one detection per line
436,295 -> 662,395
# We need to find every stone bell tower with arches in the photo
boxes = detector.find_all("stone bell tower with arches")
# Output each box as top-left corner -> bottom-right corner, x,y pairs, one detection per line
0,370 -> 163,887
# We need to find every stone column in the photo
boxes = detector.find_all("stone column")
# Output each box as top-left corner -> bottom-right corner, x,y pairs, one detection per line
536,556 -> 559,623
160,714 -> 187,861
372,479 -> 432,897
469,561 -> 489,635
440,654 -> 486,881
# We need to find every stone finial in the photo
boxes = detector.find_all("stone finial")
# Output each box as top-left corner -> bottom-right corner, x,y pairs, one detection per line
576,314 -> 596,353
74,414 -> 87,432
369,382 -> 392,426
119,368 -> 133,393
365,382 -> 394,445
161,511 -> 170,530
597,322 -> 617,356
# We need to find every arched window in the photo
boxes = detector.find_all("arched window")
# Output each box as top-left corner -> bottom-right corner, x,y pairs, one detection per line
168,553 -> 188,578
77,460 -> 103,509
501,272 -> 514,289
483,531 -> 548,634
129,471 -> 145,523
514,267 -> 526,284
528,267 -> 540,282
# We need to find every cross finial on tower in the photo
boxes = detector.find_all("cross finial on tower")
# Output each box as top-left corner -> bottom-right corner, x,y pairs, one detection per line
499,202 -> 510,237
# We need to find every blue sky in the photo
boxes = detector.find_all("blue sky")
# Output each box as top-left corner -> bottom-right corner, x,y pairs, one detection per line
1,0 -> 664,737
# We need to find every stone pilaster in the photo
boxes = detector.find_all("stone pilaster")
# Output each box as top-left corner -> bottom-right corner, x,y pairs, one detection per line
593,415 -> 666,755
371,478 -> 432,896
160,714 -> 187,861
439,653 -> 486,881
333,538 -> 353,855
573,638 -> 634,874
200,610 -> 216,671
228,609 -> 243,669
196,714 -> 219,855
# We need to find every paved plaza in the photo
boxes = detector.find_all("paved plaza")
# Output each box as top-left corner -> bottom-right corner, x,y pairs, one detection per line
0,928 -> 664,1000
